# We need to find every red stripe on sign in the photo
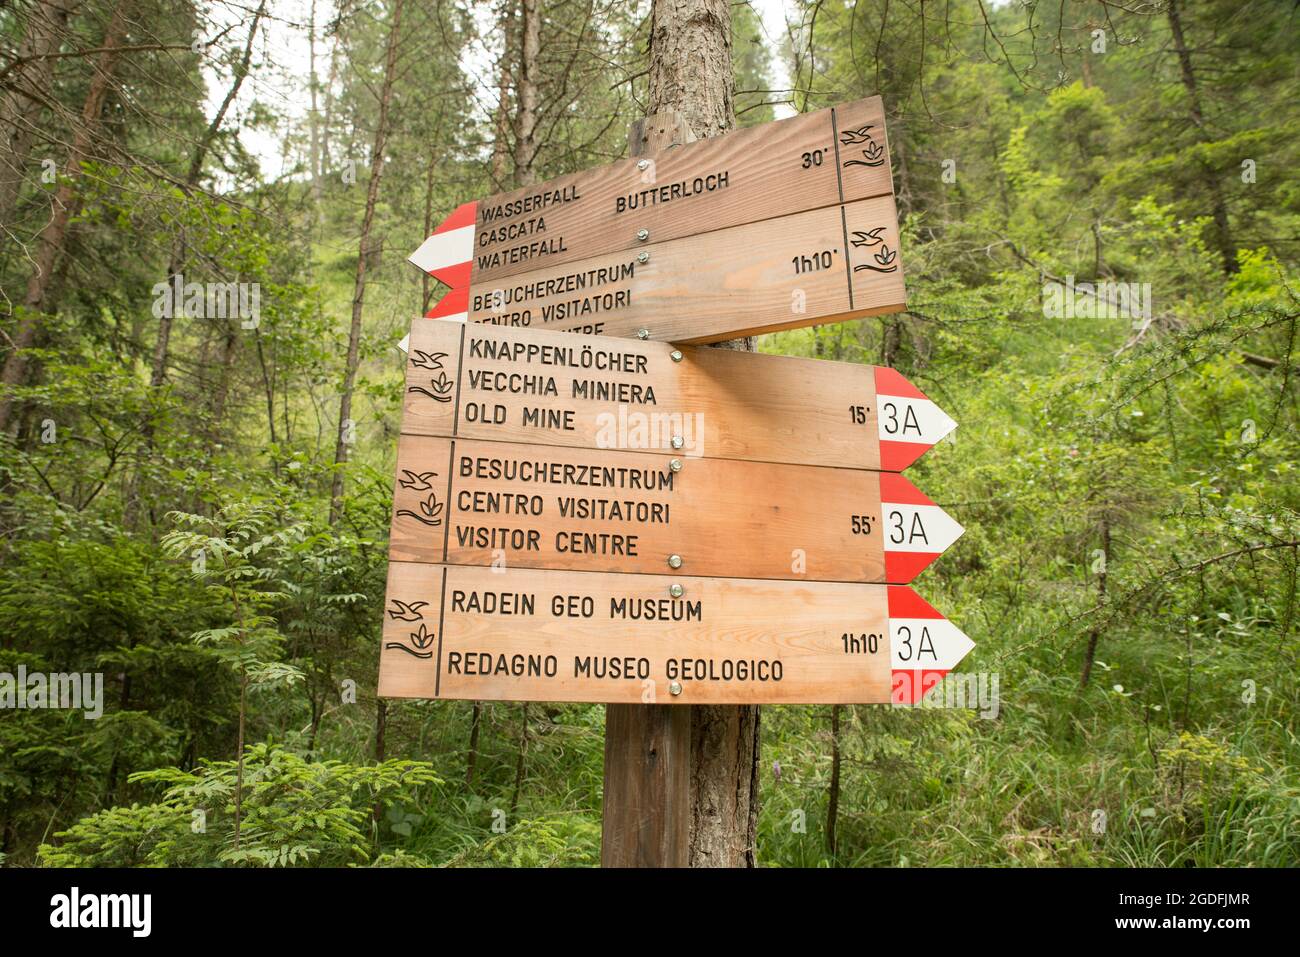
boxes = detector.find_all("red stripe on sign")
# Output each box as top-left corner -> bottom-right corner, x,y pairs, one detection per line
435,200 -> 478,234
892,669 -> 948,705
879,439 -> 932,472
425,285 -> 469,319
879,472 -> 934,507
430,260 -> 472,290
887,585 -> 944,619
874,366 -> 927,400
884,550 -> 941,584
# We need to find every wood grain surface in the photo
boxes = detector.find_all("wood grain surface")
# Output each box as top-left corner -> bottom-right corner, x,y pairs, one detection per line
388,432 -> 896,582
466,96 -> 894,284
377,562 -> 892,704
400,319 -> 899,471
463,194 -> 905,343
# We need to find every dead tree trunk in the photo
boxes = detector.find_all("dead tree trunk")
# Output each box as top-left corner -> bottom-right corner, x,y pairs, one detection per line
329,0 -> 405,524
0,4 -> 125,433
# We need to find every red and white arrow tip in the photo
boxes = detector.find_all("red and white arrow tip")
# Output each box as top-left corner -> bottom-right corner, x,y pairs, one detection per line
874,367 -> 957,471
409,201 -> 477,289
395,288 -> 468,354
888,586 -> 975,705
880,473 -> 963,583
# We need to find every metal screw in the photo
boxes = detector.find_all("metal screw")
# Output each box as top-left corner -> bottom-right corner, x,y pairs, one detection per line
668,554 -> 682,569
669,681 -> 683,696
671,435 -> 684,449
637,159 -> 650,171
637,328 -> 650,340
637,251 -> 650,264
669,583 -> 684,598
669,458 -> 682,472
636,228 -> 649,242
670,349 -> 683,362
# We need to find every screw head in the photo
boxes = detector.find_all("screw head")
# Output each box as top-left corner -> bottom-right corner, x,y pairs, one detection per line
671,435 -> 684,449
669,583 -> 684,598
669,458 -> 682,472
636,228 -> 650,242
637,159 -> 650,171
637,328 -> 650,340
668,554 -> 682,569
670,349 -> 683,362
637,251 -> 650,264
669,681 -> 683,696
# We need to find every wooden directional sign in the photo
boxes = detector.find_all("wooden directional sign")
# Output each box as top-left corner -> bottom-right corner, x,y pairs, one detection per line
408,96 -> 906,345
377,563 -> 974,705
401,319 -> 956,473
411,96 -> 894,287
390,433 -> 961,584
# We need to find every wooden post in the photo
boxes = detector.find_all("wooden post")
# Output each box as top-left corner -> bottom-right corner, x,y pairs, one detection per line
600,111 -> 696,869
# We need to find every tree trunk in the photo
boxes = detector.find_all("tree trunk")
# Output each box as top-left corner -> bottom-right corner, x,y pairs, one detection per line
124,3 -> 264,528
490,0 -> 516,188
371,697 -> 387,825
512,0 -> 540,185
308,0 -> 325,230
647,0 -> 760,868
0,0 -> 79,228
1166,0 -> 1235,274
465,701 -> 482,786
374,698 -> 387,762
826,704 -> 841,857
320,19 -> 342,179
207,319 -> 241,447
329,0 -> 405,524
0,4 -> 125,433
421,145 -> 438,313
509,703 -> 528,815
1079,519 -> 1111,689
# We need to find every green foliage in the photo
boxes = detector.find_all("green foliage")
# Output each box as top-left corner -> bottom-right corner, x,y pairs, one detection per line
161,503 -> 308,693
440,816 -> 599,868
38,744 -> 441,867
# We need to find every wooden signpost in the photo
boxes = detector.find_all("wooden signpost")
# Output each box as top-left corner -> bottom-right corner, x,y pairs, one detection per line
380,96 -> 972,713
407,96 -> 906,344
377,563 -> 972,706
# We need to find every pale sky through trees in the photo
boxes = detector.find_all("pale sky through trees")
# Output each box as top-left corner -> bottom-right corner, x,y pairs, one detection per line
213,0 -> 795,179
